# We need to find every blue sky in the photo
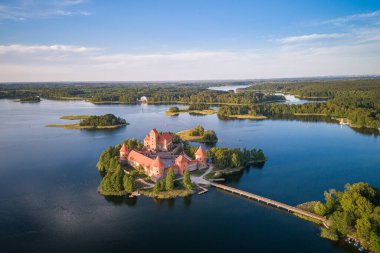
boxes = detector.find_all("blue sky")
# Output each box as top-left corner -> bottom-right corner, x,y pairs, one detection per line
1,0 -> 380,81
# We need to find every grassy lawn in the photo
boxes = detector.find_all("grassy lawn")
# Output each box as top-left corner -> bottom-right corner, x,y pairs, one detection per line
139,188 -> 193,199
59,115 -> 92,120
176,129 -> 204,141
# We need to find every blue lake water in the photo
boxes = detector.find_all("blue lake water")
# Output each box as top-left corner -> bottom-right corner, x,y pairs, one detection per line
0,99 -> 379,253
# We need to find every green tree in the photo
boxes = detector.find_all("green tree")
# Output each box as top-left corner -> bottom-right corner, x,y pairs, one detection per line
166,168 -> 175,191
314,201 -> 327,216
355,217 -> 372,242
169,106 -> 180,113
231,153 -> 241,168
153,181 -> 161,193
183,170 -> 192,190
370,232 -> 380,253
123,175 -> 135,193
324,190 -> 336,214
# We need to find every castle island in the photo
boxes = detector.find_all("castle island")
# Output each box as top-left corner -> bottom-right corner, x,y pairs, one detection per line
97,125 -> 266,199
120,128 -> 208,181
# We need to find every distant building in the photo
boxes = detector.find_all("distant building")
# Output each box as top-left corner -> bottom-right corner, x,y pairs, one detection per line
140,96 -> 148,103
120,128 -> 207,180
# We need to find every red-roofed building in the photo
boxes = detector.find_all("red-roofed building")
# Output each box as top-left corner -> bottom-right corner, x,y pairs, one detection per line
120,129 -> 207,180
195,146 -> 207,168
120,143 -> 129,160
143,128 -> 173,151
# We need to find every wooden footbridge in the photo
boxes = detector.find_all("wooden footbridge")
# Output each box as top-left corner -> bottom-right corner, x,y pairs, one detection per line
210,182 -> 329,227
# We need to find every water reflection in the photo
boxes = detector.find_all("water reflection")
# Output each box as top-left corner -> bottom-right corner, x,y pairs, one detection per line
104,195 -> 138,206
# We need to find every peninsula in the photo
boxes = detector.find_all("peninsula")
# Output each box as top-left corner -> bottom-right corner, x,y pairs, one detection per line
297,182 -> 380,252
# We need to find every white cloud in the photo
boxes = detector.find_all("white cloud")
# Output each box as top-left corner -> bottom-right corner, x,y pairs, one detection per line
0,44 -> 100,54
317,10 -> 380,26
0,0 -> 91,21
0,40 -> 379,82
279,33 -> 346,44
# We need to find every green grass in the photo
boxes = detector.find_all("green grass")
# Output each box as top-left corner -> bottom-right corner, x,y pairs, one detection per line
59,115 -> 92,120
176,128 -> 217,143
139,188 -> 193,199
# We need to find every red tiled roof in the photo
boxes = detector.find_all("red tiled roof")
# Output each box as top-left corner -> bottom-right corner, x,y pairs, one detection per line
188,160 -> 198,165
127,150 -> 153,169
144,135 -> 150,141
120,143 -> 128,153
151,156 -> 164,167
195,146 -> 207,157
150,128 -> 159,136
175,155 -> 187,164
159,133 -> 173,142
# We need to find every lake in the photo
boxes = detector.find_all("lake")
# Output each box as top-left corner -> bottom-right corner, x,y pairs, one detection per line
0,99 -> 379,253
209,84 -> 325,104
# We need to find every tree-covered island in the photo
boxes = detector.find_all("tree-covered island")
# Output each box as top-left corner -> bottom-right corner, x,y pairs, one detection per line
96,128 -> 266,199
165,104 -> 216,116
176,125 -> 218,143
18,96 -> 41,103
297,182 -> 380,252
46,114 -> 128,129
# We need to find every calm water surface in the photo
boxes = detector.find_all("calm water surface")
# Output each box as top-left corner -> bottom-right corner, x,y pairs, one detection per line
0,99 -> 379,253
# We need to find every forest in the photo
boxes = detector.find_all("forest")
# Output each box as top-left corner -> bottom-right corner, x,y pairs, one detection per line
236,78 -> 380,129
0,82 -> 284,105
2,78 -> 379,129
308,182 -> 380,252
208,147 -> 266,169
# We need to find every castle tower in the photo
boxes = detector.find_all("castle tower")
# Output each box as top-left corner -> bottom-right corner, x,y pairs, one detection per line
151,156 -> 164,178
120,143 -> 130,161
145,128 -> 158,151
175,155 -> 188,175
195,146 -> 207,166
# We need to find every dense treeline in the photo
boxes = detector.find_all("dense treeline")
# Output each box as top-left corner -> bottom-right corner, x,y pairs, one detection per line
188,103 -> 210,110
218,100 -> 380,129
96,139 -> 144,195
19,96 -> 41,102
238,79 -> 380,129
311,183 -> 380,251
208,147 -> 266,169
0,82 -> 284,105
79,114 -> 127,127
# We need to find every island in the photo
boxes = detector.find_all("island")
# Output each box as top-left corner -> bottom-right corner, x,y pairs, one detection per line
165,104 -> 216,116
18,96 -> 41,103
217,105 -> 267,120
46,114 -> 128,129
96,127 -> 266,199
297,182 -> 380,252
176,125 -> 218,143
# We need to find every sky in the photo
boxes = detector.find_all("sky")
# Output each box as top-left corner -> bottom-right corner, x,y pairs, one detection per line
0,0 -> 380,82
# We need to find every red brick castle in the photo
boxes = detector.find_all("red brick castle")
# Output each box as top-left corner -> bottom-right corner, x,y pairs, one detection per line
120,128 -> 207,180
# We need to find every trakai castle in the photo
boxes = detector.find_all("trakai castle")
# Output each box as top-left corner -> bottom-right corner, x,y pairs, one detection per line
120,128 -> 207,180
